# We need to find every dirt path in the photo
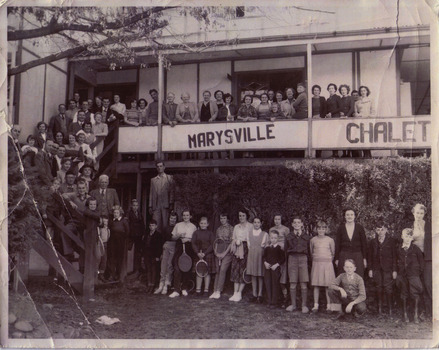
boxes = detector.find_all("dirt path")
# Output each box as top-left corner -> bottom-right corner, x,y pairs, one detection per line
9,277 -> 432,340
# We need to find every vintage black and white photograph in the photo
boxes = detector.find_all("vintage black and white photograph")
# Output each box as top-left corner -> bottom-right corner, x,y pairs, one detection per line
2,0 -> 437,348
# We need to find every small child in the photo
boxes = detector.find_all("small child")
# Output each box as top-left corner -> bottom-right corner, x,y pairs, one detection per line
263,230 -> 285,308
144,219 -> 163,294
310,220 -> 335,313
285,216 -> 311,313
269,214 -> 290,307
328,259 -> 367,319
267,103 -> 286,121
57,158 -> 72,183
396,228 -> 424,323
191,216 -> 216,296
210,213 -> 234,299
368,220 -> 397,315
97,215 -> 110,279
246,217 -> 268,303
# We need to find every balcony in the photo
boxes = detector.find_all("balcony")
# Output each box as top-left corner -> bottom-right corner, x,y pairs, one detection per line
116,115 -> 431,172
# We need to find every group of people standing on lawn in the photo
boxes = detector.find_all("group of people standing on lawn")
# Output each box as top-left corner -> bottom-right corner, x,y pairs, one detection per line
133,192 -> 431,323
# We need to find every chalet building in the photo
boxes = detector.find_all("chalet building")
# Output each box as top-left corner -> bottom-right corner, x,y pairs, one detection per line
7,3 -> 435,281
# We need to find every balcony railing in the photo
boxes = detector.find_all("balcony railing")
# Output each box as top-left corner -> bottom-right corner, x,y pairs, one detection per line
118,115 -> 431,155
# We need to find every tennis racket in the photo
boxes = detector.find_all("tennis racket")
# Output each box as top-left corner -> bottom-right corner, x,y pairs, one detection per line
214,238 -> 229,266
195,251 -> 209,278
243,268 -> 252,284
178,242 -> 192,272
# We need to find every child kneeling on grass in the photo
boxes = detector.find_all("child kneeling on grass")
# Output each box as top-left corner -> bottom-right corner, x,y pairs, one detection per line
328,259 -> 367,319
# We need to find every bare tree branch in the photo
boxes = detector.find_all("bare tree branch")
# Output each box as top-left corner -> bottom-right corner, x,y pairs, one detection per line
8,22 -> 168,76
8,7 -> 173,41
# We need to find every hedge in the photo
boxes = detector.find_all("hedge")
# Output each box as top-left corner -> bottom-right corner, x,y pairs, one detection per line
173,157 -> 431,240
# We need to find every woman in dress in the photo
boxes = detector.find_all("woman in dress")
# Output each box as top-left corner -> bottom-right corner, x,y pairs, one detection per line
229,209 -> 253,302
176,92 -> 199,123
325,83 -> 342,158
124,99 -> 141,127
246,217 -> 268,303
354,85 -> 375,158
334,208 -> 367,278
339,84 -> 355,157
255,93 -> 271,120
409,203 -> 432,317
311,85 -> 326,119
138,98 -> 148,125
237,95 -> 257,158
214,90 -> 224,110
217,93 -> 238,122
92,112 -> 108,157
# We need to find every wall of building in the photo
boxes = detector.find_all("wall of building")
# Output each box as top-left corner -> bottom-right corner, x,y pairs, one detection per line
199,61 -> 231,99
166,63 -> 198,103
43,64 -> 68,122
312,53 -> 353,98
360,49 -> 397,116
138,67 -> 158,104
235,56 -> 304,72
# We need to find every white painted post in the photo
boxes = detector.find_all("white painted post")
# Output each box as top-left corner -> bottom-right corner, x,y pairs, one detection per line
157,54 -> 164,160
307,43 -> 313,158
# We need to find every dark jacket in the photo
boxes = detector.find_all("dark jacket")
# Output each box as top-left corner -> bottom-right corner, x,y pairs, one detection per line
127,209 -> 145,241
326,94 -> 342,118
263,245 -> 285,266
334,223 -> 368,261
340,96 -> 355,117
109,217 -> 130,238
312,96 -> 326,118
368,235 -> 397,272
285,232 -> 311,256
144,230 -> 163,259
217,104 -> 239,121
397,244 -> 424,277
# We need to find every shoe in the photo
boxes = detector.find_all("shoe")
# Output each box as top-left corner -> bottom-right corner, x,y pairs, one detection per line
195,291 -> 202,297
257,296 -> 264,304
212,292 -> 221,300
161,285 -> 168,295
169,291 -> 180,298
209,292 -> 216,299
154,284 -> 164,294
249,296 -> 257,303
182,289 -> 188,297
302,306 -> 309,314
233,292 -> 242,302
312,306 -> 319,313
286,305 -> 296,312
229,293 -> 237,301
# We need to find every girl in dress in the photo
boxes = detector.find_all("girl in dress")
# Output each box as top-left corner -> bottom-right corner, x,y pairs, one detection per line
255,93 -> 271,120
229,209 -> 253,302
191,216 -> 216,296
246,217 -> 268,303
310,220 -> 336,313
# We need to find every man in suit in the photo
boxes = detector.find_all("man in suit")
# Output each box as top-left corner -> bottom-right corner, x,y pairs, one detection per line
90,174 -> 120,217
73,101 -> 95,124
49,104 -> 71,142
162,92 -> 178,127
68,110 -> 86,135
35,140 -> 58,186
149,161 -> 174,232
65,99 -> 78,121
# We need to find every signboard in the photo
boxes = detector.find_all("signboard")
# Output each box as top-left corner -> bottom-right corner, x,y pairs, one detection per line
118,126 -> 158,153
311,116 -> 431,149
162,120 -> 308,152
